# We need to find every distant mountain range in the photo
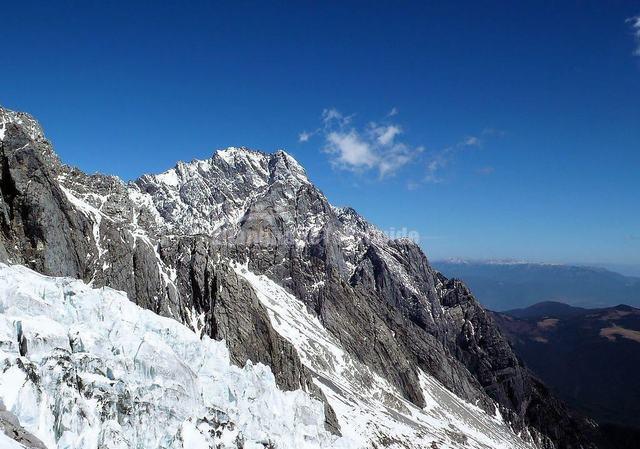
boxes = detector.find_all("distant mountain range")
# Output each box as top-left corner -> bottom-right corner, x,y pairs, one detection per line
433,260 -> 640,311
493,302 -> 640,433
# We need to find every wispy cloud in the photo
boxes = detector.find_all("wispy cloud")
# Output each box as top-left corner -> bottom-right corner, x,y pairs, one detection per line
298,131 -> 312,142
374,124 -> 402,145
463,136 -> 481,147
422,128 -> 504,183
481,127 -> 506,138
300,108 -> 500,184
423,135 -> 483,183
476,166 -> 495,175
424,148 -> 452,183
302,108 -> 423,178
628,15 -> 640,55
406,180 -> 421,191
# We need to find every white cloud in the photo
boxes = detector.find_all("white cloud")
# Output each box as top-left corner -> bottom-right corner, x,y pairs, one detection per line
629,16 -> 640,55
322,108 -> 342,123
322,108 -> 353,126
388,107 -> 399,117
373,124 -> 402,145
306,107 -> 498,184
424,149 -> 452,183
325,130 -> 378,170
463,136 -> 481,147
319,109 -> 422,178
298,131 -> 312,142
379,142 -> 423,178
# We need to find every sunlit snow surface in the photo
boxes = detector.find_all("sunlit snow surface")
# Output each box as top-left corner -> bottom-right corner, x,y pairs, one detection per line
233,261 -> 536,449
0,431 -> 27,449
0,264 -> 348,449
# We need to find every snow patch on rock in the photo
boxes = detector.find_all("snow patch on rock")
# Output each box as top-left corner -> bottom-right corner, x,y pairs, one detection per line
0,108 -> 45,142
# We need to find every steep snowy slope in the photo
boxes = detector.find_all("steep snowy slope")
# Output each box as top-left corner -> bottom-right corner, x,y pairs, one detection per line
232,261 -> 536,449
0,264 -> 347,449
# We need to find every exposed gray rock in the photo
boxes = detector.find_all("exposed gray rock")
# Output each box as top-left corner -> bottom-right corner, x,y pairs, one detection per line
0,399 -> 48,449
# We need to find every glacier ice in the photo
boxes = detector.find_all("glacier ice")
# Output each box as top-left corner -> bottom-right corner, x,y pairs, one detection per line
0,264 -> 349,449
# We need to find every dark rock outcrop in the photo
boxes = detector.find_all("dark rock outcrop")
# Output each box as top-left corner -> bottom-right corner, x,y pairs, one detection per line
0,400 -> 48,449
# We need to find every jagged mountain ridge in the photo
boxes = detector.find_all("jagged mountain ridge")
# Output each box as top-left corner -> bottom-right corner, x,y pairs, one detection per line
0,106 -> 596,448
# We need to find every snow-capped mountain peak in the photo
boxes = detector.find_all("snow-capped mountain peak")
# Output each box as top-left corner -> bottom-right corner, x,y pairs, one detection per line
213,147 -> 309,186
0,107 -> 45,143
130,147 -> 312,235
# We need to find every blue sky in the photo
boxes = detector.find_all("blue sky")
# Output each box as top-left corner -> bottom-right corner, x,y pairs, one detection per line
1,1 -> 639,272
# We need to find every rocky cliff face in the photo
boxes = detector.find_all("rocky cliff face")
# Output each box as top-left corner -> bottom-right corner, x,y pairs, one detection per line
0,106 -> 598,448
